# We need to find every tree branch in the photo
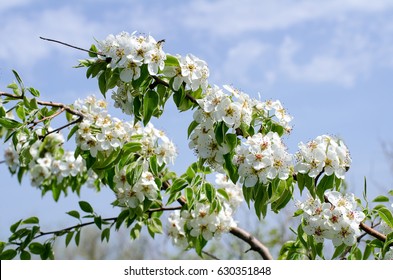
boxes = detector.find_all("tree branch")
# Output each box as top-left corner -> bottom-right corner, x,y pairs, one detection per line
0,91 -> 84,119
230,227 -> 273,260
359,222 -> 386,242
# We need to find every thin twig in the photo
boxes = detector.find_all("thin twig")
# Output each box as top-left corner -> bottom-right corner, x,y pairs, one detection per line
147,206 -> 182,213
28,108 -> 65,128
202,250 -> 220,260
39,116 -> 83,140
35,206 -> 183,240
38,217 -> 117,238
39,36 -> 104,57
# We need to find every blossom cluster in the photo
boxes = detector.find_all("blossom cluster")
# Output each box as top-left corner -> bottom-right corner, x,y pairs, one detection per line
74,95 -> 177,165
189,85 -> 292,171
4,130 -> 88,187
297,191 -> 365,247
114,169 -> 159,208
74,95 -> 177,207
166,173 -> 243,248
295,135 -> 351,179
96,32 -> 210,116
164,54 -> 209,92
233,131 -> 293,187
97,32 -> 166,81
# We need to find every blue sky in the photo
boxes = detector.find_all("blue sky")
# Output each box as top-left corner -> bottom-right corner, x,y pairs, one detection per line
1,0 -> 393,251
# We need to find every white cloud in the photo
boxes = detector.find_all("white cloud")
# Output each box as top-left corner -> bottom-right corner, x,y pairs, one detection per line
0,0 -> 33,13
183,0 -> 393,35
0,7 -> 103,69
216,39 -> 270,86
278,36 -> 371,86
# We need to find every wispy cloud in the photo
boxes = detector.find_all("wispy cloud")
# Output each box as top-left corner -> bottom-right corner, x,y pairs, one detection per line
0,0 -> 33,13
0,7 -> 102,69
182,0 -> 393,35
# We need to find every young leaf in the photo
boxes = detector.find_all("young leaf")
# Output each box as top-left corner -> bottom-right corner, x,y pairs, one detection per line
0,118 -> 22,129
66,210 -> 80,220
29,242 -> 45,255
79,201 -> 94,213
20,251 -> 31,260
65,231 -> 74,247
94,216 -> 102,230
12,69 -> 24,91
101,228 -> 110,242
378,207 -> 393,229
0,249 -> 17,260
170,178 -> 188,194
143,90 -> 159,126
75,230 -> 81,246
22,217 -> 39,224
372,195 -> 390,203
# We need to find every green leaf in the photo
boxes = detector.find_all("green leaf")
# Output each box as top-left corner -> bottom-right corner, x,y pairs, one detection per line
187,120 -> 199,138
147,217 -> 163,237
292,209 -> 304,217
79,201 -> 94,213
94,216 -> 102,230
23,217 -> 39,224
217,188 -> 230,201
67,125 -> 79,141
214,122 -> 226,146
101,228 -> 110,242
0,118 -> 22,129
52,185 -> 61,202
331,243 -> 347,259
66,210 -> 80,220
204,183 -> 215,203
170,178 -> 188,194
106,68 -> 120,90
224,133 -> 238,151
149,155 -> 159,176
130,222 -> 142,239
65,231 -> 74,247
0,242 -> 5,254
28,87 -> 40,97
377,207 -> 393,229
223,153 -> 238,183
29,98 -> 38,110
165,55 -> 180,67
316,175 -> 334,201
29,242 -> 45,255
116,209 -> 130,230
75,231 -> 81,246
98,72 -> 107,96
0,249 -> 17,260
143,90 -> 159,126
12,69 -> 24,89
10,219 -> 22,233
372,195 -> 390,203
185,188 -> 194,207
89,44 -> 98,58
20,250 -> 31,260
16,105 -> 26,121
123,142 -> 142,153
